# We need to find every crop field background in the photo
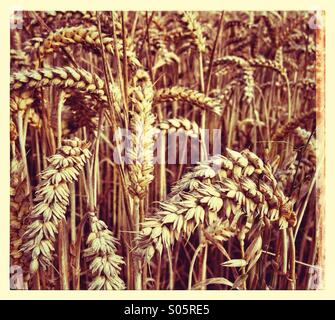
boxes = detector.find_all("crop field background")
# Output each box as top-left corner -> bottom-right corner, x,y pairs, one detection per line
9,11 -> 324,290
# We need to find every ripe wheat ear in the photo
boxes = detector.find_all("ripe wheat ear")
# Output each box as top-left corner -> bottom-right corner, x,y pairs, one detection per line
21,138 -> 91,273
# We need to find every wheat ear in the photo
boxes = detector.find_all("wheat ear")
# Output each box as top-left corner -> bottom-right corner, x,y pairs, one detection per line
272,108 -> 316,142
295,127 -> 316,153
10,158 -> 30,267
84,212 -> 125,290
126,69 -> 156,198
154,86 -> 223,116
180,11 -> 206,53
136,148 -> 295,263
26,25 -> 141,69
157,118 -> 200,139
11,66 -> 107,101
212,56 -> 255,105
10,118 -> 18,142
249,56 -> 287,78
10,49 -> 30,70
21,138 -> 91,273
26,11 -> 120,31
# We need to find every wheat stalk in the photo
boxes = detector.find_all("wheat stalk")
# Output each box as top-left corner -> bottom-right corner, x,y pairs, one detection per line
295,127 -> 316,155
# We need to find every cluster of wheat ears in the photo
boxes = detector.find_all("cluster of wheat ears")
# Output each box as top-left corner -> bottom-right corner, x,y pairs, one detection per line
10,11 -> 322,290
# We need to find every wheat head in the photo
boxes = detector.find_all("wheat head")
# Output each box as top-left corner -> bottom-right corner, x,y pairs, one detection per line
21,138 -> 91,273
136,148 -> 296,263
84,212 -> 125,290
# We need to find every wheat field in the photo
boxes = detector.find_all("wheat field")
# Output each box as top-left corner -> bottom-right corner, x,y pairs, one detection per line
10,11 -> 323,290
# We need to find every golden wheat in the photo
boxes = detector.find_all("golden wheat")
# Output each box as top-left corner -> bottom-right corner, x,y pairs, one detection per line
10,11 -> 321,291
